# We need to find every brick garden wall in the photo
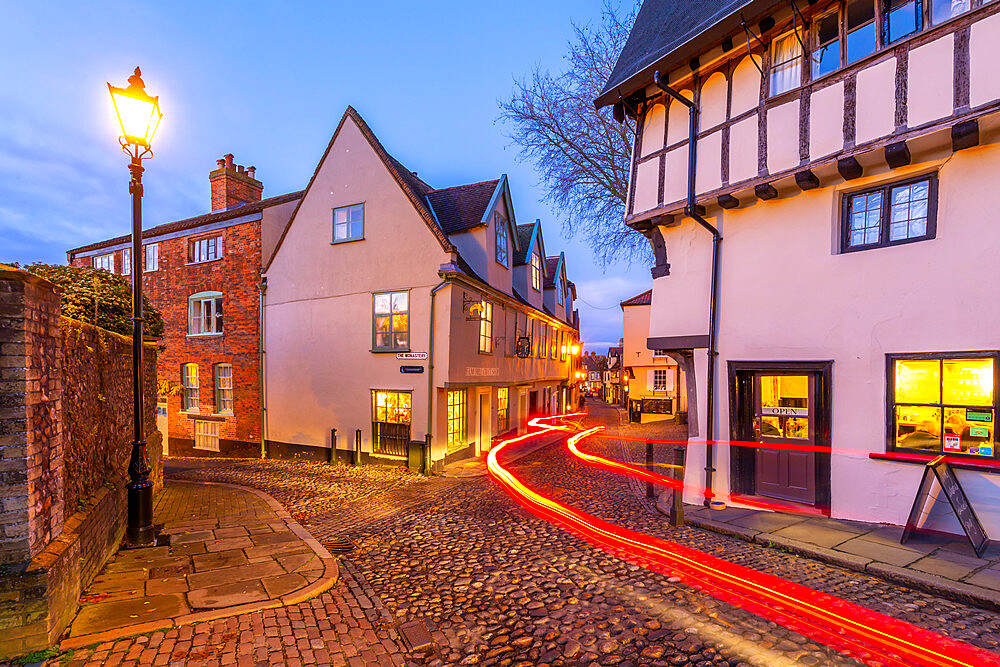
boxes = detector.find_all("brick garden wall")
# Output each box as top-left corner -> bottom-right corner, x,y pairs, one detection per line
0,265 -> 161,658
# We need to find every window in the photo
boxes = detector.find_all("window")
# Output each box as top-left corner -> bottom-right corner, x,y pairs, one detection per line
846,0 -> 878,63
653,349 -> 670,357
653,369 -> 669,391
144,243 -> 159,272
551,327 -> 558,359
372,390 -> 411,457
194,420 -> 219,452
932,0 -> 971,24
188,291 -> 224,335
889,354 -> 996,458
447,390 -> 467,453
556,277 -> 564,305
94,253 -> 115,272
495,213 -> 509,267
769,31 -> 803,96
478,300 -> 494,354
373,291 -> 409,351
333,203 -> 364,243
883,0 -> 922,44
188,235 -> 222,263
813,8 -> 841,78
540,323 -> 548,359
497,387 -> 510,433
842,175 -> 936,251
531,253 -> 541,291
214,364 -> 233,414
182,363 -> 199,411
121,248 -> 131,275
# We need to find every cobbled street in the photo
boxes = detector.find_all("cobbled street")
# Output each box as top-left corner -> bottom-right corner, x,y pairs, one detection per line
58,400 -> 1000,666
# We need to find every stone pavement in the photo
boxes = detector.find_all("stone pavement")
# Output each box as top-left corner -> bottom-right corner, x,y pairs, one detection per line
60,480 -> 338,650
441,430 -> 567,478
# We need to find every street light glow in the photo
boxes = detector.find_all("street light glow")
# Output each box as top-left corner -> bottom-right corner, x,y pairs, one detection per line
108,67 -> 162,148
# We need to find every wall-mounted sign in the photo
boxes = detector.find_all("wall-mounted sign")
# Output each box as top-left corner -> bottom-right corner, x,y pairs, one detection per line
466,367 -> 499,377
396,352 -> 428,360
761,406 -> 808,417
400,365 -> 424,374
967,409 -> 993,423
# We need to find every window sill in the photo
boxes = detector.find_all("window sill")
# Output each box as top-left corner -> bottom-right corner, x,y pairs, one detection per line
331,237 -> 364,245
370,348 -> 410,354
187,332 -> 223,338
186,258 -> 223,266
212,412 -> 234,418
870,452 -> 1000,472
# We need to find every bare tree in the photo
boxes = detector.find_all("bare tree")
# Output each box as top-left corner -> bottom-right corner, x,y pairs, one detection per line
499,2 -> 644,266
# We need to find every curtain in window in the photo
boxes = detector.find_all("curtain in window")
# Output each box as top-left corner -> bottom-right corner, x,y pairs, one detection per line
770,32 -> 802,95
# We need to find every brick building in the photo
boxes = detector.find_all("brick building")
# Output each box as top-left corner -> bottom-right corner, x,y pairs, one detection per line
67,155 -> 302,457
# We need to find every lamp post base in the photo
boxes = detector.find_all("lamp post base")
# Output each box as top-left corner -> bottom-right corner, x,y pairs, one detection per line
125,479 -> 155,547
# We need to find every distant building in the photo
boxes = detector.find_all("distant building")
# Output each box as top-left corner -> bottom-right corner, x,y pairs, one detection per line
581,352 -> 608,397
606,345 -> 625,406
620,289 -> 685,423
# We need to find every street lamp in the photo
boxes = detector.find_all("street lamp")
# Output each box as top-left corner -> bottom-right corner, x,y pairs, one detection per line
108,67 -> 162,547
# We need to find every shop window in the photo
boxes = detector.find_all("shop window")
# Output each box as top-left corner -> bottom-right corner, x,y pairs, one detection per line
189,235 -> 222,263
122,248 -> 132,275
769,31 -> 803,96
479,301 -> 494,354
372,390 -> 411,457
813,7 -> 841,78
182,363 -> 199,411
373,290 -> 409,351
846,0 -> 878,63
333,203 -> 364,243
214,363 -> 233,414
932,0 -> 970,24
497,387 -> 510,433
889,354 -> 996,458
841,175 -> 936,252
194,420 -> 219,452
883,0 -> 922,44
144,243 -> 159,272
94,252 -> 115,272
447,389 -> 467,453
495,213 -> 509,267
188,291 -> 224,335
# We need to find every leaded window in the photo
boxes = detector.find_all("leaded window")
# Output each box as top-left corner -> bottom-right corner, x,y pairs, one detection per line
194,420 -> 219,452
842,175 -> 936,252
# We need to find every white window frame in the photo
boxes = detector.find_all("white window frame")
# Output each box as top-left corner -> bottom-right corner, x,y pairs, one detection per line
478,301 -> 494,354
194,420 -> 220,452
447,389 -> 467,453
188,235 -> 223,264
121,248 -> 132,275
188,291 -> 224,336
495,213 -> 509,267
93,253 -> 115,272
182,363 -> 199,411
530,253 -> 542,291
214,363 -> 233,414
144,243 -> 159,272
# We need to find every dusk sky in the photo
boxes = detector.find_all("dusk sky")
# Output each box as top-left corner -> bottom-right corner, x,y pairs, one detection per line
0,1 -> 647,350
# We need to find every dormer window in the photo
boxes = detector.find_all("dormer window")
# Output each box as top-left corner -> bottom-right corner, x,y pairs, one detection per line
495,213 -> 509,267
531,253 -> 541,291
556,275 -> 564,305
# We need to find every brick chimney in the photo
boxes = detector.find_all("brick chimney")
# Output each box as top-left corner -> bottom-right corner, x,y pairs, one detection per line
209,153 -> 263,211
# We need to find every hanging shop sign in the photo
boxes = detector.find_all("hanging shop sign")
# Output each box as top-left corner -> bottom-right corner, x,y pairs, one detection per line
761,406 -> 808,417
396,352 -> 428,360
901,455 -> 989,557
515,336 -> 531,358
400,365 -> 425,374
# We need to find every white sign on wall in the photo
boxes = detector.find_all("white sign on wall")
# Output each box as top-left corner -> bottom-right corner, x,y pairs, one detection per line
761,406 -> 808,417
396,352 -> 428,360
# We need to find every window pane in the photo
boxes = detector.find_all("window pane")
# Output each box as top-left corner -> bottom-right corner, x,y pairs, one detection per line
392,313 -> 408,332
335,222 -> 348,240
846,21 -> 877,64
349,205 -> 364,223
392,292 -> 408,313
943,358 -> 994,406
886,0 -> 921,43
335,209 -> 348,224
394,332 -> 409,348
351,220 -> 364,239
374,293 -> 391,315
375,315 -> 391,334
847,0 -> 876,29
933,0 -> 970,24
375,332 -> 392,348
785,417 -> 809,439
770,32 -> 802,95
895,359 -> 941,403
896,405 -> 942,451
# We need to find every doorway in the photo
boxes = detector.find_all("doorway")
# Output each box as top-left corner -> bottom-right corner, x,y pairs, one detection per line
529,391 -> 538,417
729,362 -> 832,509
477,392 -> 491,455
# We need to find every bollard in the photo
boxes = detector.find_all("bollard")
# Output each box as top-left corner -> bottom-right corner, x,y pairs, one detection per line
646,441 -> 655,499
354,429 -> 362,466
329,428 -> 337,464
670,445 -> 685,527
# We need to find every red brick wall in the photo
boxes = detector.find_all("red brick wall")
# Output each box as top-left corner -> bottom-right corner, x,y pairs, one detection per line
69,219 -> 263,456
210,169 -> 263,212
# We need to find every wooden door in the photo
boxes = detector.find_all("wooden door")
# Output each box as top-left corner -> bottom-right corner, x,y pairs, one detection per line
754,373 -> 816,504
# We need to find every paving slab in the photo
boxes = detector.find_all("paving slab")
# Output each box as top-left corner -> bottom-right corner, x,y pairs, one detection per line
770,521 -> 858,549
187,579 -> 269,609
192,548 -> 249,571
910,552 -> 986,580
963,566 -> 1000,592
835,537 -> 926,567
69,594 -> 188,637
261,572 -> 309,598
186,560 -> 286,590
729,511 -> 808,533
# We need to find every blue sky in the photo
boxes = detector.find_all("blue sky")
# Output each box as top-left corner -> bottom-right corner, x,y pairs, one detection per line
0,1 -> 648,350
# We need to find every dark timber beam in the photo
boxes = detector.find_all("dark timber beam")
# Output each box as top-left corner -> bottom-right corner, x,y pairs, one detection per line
952,120 -> 979,152
795,170 -> 820,190
717,194 -> 740,209
755,183 -> 778,200
837,156 -> 863,180
884,141 -> 911,169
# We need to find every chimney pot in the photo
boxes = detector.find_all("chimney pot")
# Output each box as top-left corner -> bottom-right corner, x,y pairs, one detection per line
211,154 -> 262,211
224,153 -> 234,169
247,166 -> 256,179
237,165 -> 245,174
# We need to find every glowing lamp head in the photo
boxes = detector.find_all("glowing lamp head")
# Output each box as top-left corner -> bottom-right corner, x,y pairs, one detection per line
108,67 -> 162,148
571,345 -> 581,355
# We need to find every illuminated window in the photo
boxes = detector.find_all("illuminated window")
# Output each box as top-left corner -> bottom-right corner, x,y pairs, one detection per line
497,387 -> 510,433
495,213 -> 509,267
373,291 -> 409,351
121,248 -> 131,275
540,322 -> 547,359
890,354 -> 996,458
842,175 -> 936,252
188,292 -> 224,335
182,363 -> 199,411
214,364 -> 233,414
478,301 -> 493,354
333,203 -> 364,243
769,31 -> 803,96
531,253 -> 542,291
447,390 -> 467,453
194,420 -> 219,452
372,390 -> 411,457
188,235 -> 222,263
94,253 -> 115,272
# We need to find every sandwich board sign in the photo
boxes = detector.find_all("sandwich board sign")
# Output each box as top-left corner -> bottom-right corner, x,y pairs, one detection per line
900,456 -> 989,558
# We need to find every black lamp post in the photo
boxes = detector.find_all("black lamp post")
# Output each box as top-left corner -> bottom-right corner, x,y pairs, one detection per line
108,67 -> 162,547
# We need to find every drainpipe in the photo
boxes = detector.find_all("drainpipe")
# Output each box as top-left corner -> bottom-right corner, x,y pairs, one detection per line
653,71 -> 723,507
258,277 -> 268,459
426,277 -> 450,475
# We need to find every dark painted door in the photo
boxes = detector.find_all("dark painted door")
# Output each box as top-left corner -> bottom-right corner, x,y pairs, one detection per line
529,391 -> 538,416
753,373 -> 816,504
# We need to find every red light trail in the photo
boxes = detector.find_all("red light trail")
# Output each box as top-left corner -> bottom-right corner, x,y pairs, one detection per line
487,414 -> 1000,667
